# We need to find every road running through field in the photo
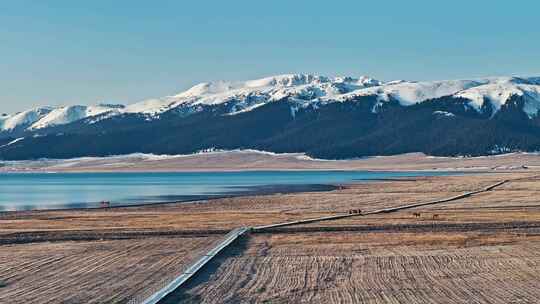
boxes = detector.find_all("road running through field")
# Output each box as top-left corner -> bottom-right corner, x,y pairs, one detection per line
142,176 -> 526,304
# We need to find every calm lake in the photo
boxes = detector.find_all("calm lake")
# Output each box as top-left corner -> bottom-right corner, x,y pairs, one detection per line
0,171 -> 458,211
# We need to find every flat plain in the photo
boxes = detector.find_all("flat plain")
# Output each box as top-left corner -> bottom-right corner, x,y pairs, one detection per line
1,154 -> 540,303
2,151 -> 540,172
175,232 -> 540,304
171,172 -> 540,303
0,237 -> 220,304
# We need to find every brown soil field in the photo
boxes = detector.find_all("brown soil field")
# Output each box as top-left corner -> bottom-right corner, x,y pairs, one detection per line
175,232 -> 540,304
0,236 -> 219,304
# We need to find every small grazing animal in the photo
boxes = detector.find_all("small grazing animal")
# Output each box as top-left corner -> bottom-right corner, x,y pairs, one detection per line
432,214 -> 440,220
412,212 -> 421,218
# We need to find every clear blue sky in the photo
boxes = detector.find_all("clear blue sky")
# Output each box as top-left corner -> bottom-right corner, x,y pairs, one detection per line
2,0 -> 540,113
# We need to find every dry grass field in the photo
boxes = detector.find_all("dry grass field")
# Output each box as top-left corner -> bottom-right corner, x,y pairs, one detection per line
176,232 -> 540,304
293,173 -> 540,229
0,236 -> 219,304
0,172 -> 525,236
2,151 -> 540,172
1,168 -> 540,303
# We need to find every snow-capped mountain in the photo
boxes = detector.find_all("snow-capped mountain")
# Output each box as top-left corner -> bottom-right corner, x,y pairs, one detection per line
3,73 -> 379,131
0,106 -> 53,131
122,74 -> 383,116
1,104 -> 124,131
2,73 -> 540,160
119,74 -> 540,118
124,74 -> 540,118
3,74 -> 540,132
29,104 -> 124,130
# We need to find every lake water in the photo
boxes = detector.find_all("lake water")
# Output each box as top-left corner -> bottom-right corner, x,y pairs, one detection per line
0,171 -> 458,211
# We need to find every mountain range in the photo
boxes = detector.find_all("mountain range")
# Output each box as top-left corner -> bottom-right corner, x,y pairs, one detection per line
2,73 -> 540,160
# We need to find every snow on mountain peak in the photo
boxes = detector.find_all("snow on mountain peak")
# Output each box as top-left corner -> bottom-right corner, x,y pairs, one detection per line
455,77 -> 540,116
0,107 -> 54,131
176,74 -> 331,98
337,79 -> 486,105
3,74 -> 540,133
125,73 -> 380,115
124,98 -> 176,114
244,74 -> 330,88
29,105 -> 119,130
178,81 -> 235,97
331,76 -> 540,118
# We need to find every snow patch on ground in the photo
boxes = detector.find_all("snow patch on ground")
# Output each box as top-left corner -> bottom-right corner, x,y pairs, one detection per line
0,137 -> 25,148
433,111 -> 456,117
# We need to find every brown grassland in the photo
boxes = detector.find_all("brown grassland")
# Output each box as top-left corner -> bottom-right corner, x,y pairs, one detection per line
175,231 -> 540,304
1,161 -> 540,303
0,237 -> 220,304
3,151 -> 540,172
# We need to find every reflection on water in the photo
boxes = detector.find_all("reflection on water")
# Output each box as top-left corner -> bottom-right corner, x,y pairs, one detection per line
0,171 -> 458,211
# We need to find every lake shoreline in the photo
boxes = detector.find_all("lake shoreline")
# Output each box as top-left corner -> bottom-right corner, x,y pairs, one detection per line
3,171 -> 540,304
0,183 -> 342,213
0,171 -> 459,212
